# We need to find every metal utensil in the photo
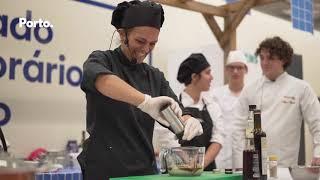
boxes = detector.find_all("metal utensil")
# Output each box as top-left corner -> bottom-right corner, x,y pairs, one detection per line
160,104 -> 184,136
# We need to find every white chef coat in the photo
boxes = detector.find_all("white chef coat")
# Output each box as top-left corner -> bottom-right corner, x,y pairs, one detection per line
233,72 -> 320,168
211,85 -> 239,169
180,91 -> 224,146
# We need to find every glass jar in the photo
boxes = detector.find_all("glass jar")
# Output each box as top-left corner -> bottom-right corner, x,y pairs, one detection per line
269,155 -> 278,178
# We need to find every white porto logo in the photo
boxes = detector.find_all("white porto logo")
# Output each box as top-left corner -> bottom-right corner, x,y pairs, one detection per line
18,18 -> 53,28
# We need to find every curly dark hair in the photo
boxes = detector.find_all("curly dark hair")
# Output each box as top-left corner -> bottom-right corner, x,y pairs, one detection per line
255,36 -> 293,69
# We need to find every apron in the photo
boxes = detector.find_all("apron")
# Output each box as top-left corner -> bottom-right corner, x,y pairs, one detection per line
179,94 -> 216,171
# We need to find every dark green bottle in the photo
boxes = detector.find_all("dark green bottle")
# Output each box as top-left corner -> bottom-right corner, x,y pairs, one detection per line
253,110 -> 267,180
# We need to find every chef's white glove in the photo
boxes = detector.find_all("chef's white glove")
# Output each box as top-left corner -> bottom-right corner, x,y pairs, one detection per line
137,94 -> 182,127
170,99 -> 182,117
182,117 -> 203,141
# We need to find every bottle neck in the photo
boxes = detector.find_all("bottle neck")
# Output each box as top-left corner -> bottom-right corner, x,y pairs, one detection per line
254,112 -> 262,130
248,110 -> 254,121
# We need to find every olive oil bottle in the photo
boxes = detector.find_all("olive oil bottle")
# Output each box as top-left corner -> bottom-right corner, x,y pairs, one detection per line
243,138 -> 260,180
245,105 -> 256,139
243,105 -> 260,180
253,110 -> 267,180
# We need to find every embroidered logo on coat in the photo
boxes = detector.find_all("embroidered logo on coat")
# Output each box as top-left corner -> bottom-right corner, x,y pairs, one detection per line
282,96 -> 296,104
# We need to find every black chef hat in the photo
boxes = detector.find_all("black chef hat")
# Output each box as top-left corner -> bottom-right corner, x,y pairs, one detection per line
111,0 -> 164,29
177,53 -> 210,85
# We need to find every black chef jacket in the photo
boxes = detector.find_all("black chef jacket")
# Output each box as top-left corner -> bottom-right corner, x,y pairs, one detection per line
79,47 -> 186,179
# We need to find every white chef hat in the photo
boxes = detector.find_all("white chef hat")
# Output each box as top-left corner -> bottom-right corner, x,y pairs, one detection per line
226,50 -> 248,68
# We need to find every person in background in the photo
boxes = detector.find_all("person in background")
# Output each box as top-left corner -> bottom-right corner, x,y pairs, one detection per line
233,36 -> 320,169
177,53 -> 224,171
78,1 -> 203,179
212,50 -> 248,170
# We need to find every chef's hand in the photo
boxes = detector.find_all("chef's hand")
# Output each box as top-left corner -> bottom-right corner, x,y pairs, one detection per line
311,157 -> 320,166
182,117 -> 203,141
306,157 -> 320,174
169,99 -> 182,117
137,94 -> 182,127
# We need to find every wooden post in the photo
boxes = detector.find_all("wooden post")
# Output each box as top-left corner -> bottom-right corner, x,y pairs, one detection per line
223,13 -> 237,84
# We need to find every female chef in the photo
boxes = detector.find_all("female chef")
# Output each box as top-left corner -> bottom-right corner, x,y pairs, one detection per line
177,53 -> 224,171
78,1 -> 203,179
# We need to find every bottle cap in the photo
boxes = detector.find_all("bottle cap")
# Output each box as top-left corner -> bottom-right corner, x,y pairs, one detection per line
269,155 -> 278,161
225,168 -> 233,174
249,105 -> 256,111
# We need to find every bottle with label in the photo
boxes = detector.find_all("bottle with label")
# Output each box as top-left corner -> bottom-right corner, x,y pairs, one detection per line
253,110 -> 267,180
243,105 -> 260,180
243,138 -> 260,180
245,105 -> 256,139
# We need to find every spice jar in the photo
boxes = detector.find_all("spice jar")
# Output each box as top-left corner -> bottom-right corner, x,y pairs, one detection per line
269,155 -> 278,178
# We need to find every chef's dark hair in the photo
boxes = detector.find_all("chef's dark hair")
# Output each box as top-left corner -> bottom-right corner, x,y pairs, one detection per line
177,53 -> 210,86
111,0 -> 164,30
255,36 -> 293,69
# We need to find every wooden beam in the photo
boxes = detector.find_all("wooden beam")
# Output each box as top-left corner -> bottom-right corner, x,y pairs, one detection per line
221,0 -> 281,12
224,14 -> 237,51
202,14 -> 223,44
220,0 -> 256,48
223,14 -> 236,69
151,0 -> 227,17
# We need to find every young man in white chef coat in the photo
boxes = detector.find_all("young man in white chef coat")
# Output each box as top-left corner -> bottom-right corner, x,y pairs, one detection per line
212,50 -> 248,170
232,36 -> 320,169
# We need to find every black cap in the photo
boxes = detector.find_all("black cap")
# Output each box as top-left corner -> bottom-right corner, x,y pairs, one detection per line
177,53 -> 210,84
249,105 -> 256,111
111,0 -> 164,29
